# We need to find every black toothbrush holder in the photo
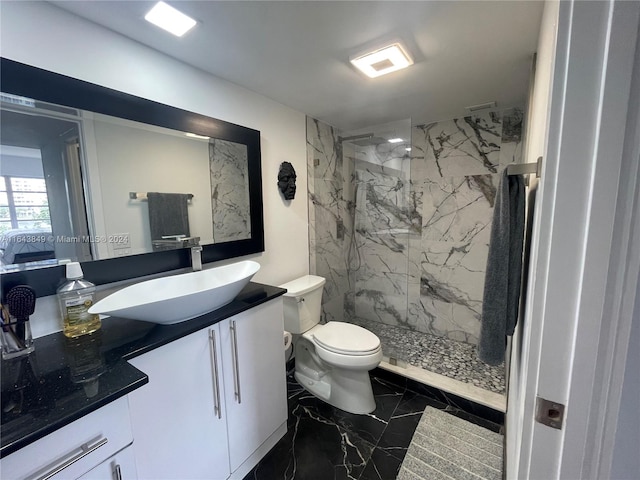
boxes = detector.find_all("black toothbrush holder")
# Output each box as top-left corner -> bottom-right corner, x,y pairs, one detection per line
1,285 -> 36,360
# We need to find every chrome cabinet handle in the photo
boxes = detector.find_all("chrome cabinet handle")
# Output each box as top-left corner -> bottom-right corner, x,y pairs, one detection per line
209,329 -> 222,419
35,437 -> 108,480
229,320 -> 241,404
113,464 -> 123,480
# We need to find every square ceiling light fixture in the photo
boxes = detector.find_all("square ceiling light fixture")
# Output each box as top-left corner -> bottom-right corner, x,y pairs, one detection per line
145,1 -> 196,37
350,42 -> 414,78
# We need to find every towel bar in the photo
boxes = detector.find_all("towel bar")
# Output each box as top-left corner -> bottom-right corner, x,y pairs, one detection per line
129,192 -> 194,201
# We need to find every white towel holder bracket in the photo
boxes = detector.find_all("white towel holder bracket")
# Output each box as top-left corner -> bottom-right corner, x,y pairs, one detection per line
506,157 -> 542,177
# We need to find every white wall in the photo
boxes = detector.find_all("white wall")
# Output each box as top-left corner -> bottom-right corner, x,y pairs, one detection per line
0,0 -> 309,288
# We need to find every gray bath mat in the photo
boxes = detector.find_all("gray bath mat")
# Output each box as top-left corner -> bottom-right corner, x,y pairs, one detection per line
397,407 -> 503,480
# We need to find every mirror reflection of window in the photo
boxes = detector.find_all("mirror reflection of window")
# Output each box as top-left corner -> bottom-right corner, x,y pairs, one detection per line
0,99 -> 92,267
0,174 -> 52,232
0,146 -> 55,264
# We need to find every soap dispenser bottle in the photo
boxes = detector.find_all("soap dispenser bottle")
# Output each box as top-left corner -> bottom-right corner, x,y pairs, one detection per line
57,262 -> 101,338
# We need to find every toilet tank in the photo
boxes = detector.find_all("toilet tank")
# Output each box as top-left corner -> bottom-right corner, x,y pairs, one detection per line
279,275 -> 326,334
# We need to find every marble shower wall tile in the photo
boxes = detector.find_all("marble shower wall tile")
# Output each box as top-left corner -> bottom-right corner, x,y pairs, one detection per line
344,290 -> 356,323
354,287 -> 409,330
209,139 -> 251,242
354,166 -> 413,234
355,143 -> 412,175
499,107 -> 524,165
306,117 -> 343,183
406,108 -> 522,347
353,231 -> 410,327
407,239 -> 487,344
421,174 -> 497,245
306,117 -> 352,322
306,126 -> 317,275
418,111 -> 504,178
352,158 -> 412,327
321,295 -> 345,324
309,183 -> 348,311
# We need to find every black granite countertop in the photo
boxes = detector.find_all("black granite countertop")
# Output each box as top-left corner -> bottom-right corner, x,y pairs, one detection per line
0,282 -> 286,458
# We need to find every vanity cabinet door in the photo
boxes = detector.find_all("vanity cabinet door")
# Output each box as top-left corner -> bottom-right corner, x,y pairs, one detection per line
77,444 -> 137,480
220,299 -> 287,475
127,326 -> 230,480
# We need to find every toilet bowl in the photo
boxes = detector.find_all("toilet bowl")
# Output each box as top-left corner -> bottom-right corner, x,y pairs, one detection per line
280,275 -> 383,414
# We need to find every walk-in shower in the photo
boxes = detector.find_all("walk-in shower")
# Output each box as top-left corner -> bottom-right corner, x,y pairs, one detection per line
306,110 -> 523,410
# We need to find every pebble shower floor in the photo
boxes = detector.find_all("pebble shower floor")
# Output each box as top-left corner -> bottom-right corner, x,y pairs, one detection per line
352,318 -> 506,395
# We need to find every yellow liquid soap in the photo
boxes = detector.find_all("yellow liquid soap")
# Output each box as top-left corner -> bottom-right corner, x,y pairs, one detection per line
63,312 -> 102,338
57,262 -> 102,338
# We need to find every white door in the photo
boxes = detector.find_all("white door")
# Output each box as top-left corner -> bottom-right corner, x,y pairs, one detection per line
219,299 -> 288,474
511,1 -> 640,478
128,327 -> 231,480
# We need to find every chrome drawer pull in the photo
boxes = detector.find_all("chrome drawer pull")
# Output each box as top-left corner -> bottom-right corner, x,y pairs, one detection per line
35,437 -> 108,480
209,329 -> 222,419
113,463 -> 123,480
230,320 -> 241,404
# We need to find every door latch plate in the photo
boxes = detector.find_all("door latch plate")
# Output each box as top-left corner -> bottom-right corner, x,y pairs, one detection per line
535,396 -> 565,430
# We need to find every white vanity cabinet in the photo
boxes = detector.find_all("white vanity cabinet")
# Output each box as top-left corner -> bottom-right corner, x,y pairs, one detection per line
0,397 -> 135,480
219,298 -> 289,475
126,325 -> 231,480
127,298 -> 287,480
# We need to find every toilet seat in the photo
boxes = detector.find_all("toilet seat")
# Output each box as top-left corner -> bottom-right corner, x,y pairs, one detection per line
310,322 -> 381,356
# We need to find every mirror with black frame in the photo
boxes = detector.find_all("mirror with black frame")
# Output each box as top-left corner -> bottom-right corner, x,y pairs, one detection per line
0,58 -> 264,296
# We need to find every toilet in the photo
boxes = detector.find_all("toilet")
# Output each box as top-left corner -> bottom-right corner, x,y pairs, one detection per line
280,275 -> 383,414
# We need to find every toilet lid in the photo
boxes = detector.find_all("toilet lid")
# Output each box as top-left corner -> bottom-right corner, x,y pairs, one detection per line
312,322 -> 381,355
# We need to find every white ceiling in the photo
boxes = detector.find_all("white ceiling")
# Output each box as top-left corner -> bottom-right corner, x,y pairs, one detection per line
51,1 -> 544,131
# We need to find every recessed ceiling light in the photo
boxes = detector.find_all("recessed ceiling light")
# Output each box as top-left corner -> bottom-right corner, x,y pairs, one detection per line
145,1 -> 196,37
350,43 -> 414,78
388,138 -> 404,143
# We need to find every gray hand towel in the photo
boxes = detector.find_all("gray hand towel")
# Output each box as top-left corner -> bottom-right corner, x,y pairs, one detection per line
478,169 -> 525,365
147,192 -> 191,240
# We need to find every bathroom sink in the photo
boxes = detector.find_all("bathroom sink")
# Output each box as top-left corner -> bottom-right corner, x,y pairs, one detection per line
89,260 -> 260,324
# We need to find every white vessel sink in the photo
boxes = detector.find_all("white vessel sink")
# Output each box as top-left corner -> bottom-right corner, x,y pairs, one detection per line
89,260 -> 260,324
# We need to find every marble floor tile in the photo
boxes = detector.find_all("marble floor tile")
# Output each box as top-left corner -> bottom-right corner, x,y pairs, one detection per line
246,400 -> 375,480
293,380 -> 402,446
245,368 -> 504,480
375,391 -> 446,462
358,447 -> 404,480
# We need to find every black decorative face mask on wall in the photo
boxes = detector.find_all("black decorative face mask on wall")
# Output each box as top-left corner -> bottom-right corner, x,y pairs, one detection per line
278,162 -> 297,200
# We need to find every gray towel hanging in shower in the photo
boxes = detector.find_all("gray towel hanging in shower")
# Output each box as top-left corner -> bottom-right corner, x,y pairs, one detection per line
478,169 -> 525,366
147,192 -> 191,241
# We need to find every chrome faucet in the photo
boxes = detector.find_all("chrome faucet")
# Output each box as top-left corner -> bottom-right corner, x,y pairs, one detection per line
191,245 -> 203,271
